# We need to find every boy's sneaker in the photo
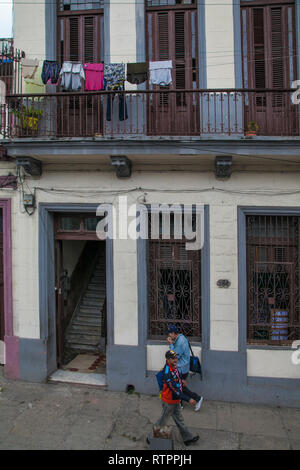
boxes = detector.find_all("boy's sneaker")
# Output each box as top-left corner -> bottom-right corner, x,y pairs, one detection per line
194,397 -> 203,412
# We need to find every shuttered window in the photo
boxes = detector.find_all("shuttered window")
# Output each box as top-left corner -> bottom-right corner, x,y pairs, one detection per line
241,2 -> 296,102
147,7 -> 198,97
58,13 -> 103,64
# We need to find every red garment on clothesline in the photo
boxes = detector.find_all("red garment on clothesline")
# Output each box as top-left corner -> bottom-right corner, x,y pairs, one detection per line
83,63 -> 104,91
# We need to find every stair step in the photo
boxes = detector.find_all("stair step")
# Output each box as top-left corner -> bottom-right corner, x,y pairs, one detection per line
81,297 -> 104,304
84,292 -> 106,299
65,343 -> 100,352
93,270 -> 105,276
66,333 -> 100,343
69,326 -> 101,335
91,277 -> 106,284
80,303 -> 103,310
66,326 -> 101,343
70,318 -> 102,331
78,310 -> 103,321
74,312 -> 103,322
87,284 -> 106,291
79,305 -> 102,313
79,310 -> 103,316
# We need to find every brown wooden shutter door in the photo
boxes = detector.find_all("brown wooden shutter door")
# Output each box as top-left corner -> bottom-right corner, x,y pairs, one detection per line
242,3 -> 297,136
147,8 -> 199,135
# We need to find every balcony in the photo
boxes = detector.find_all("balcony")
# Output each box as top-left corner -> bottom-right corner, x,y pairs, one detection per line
1,89 -> 299,140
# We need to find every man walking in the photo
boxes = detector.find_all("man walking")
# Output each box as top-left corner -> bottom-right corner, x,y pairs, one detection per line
167,324 -> 203,411
154,350 -> 199,446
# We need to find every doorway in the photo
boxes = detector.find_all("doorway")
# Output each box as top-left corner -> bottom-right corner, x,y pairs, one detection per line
54,213 -> 107,381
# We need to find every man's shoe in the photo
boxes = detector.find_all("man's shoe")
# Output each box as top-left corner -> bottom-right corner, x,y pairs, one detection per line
194,397 -> 203,412
184,435 -> 199,446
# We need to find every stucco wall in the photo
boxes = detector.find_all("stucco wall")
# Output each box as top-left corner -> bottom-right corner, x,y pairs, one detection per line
109,0 -> 136,63
205,0 -> 236,88
13,0 -> 45,60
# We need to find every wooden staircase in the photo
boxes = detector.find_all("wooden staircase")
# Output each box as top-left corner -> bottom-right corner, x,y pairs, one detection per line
64,249 -> 106,353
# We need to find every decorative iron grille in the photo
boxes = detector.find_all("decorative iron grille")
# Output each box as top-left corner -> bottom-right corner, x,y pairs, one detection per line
148,213 -> 201,340
246,215 -> 300,344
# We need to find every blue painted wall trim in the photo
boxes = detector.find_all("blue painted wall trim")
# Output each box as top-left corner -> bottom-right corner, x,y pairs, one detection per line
296,0 -> 300,84
197,0 -> 207,88
233,0 -> 243,88
136,0 -> 146,63
45,0 -> 57,61
104,0 -> 110,63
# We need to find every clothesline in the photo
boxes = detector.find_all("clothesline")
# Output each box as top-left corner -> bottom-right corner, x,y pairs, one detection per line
31,59 -> 175,92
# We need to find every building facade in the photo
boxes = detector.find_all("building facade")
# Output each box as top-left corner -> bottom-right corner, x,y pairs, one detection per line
0,0 -> 300,406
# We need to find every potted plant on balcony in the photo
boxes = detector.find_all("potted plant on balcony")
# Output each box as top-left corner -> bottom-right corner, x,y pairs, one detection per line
13,105 -> 43,133
246,121 -> 259,137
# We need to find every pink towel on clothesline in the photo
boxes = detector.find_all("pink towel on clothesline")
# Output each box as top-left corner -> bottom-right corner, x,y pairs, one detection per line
83,63 -> 104,91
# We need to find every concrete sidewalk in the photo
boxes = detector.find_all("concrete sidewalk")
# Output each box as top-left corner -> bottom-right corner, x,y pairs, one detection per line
0,366 -> 300,450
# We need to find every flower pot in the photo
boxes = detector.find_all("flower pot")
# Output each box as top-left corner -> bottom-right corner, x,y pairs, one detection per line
22,116 -> 39,131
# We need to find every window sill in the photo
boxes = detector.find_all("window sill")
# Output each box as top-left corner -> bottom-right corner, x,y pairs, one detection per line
247,344 -> 294,351
147,339 -> 202,347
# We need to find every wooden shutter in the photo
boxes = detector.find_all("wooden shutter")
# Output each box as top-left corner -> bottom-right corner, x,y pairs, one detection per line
158,12 -> 169,59
148,8 -> 197,92
69,17 -> 79,61
253,8 -> 266,89
84,16 -> 95,63
59,14 -> 102,64
242,3 -> 295,94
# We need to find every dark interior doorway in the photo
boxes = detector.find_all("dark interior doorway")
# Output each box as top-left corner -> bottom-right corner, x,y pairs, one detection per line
54,213 -> 107,375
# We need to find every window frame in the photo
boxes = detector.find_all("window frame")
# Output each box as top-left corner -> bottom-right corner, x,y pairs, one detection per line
238,207 -> 300,350
146,205 -> 203,342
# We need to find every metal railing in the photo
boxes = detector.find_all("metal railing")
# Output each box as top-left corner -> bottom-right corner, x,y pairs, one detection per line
0,39 -> 24,95
1,89 -> 299,139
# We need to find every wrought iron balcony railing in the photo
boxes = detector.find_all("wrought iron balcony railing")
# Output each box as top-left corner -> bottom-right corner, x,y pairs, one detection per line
0,89 -> 299,139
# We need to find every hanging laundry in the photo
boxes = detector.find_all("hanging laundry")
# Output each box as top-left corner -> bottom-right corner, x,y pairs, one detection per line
41,60 -> 61,85
21,58 -> 39,79
106,93 -> 128,122
83,63 -> 104,91
59,62 -> 85,92
149,60 -> 172,86
104,63 -> 128,121
104,63 -> 125,91
126,63 -> 148,85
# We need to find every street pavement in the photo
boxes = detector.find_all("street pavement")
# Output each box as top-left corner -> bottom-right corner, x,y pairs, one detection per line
1,366 -> 300,450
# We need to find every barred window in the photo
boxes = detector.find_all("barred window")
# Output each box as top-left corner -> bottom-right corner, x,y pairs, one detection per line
148,213 -> 201,340
246,215 -> 300,344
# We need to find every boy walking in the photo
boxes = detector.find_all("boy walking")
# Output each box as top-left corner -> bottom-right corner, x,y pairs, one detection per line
154,350 -> 199,446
